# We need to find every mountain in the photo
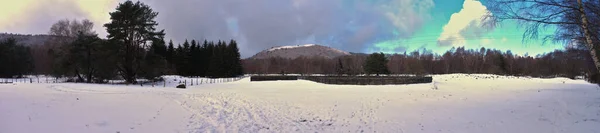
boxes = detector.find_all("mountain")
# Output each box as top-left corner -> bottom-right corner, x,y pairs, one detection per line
249,44 -> 351,59
0,33 -> 54,46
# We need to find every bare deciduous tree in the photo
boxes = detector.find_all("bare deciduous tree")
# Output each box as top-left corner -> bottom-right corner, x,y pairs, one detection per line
485,0 -> 600,74
49,19 -> 95,37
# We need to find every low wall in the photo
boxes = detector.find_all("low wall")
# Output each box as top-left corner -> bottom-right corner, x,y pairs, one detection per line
300,76 -> 432,85
250,75 -> 432,85
250,76 -> 299,81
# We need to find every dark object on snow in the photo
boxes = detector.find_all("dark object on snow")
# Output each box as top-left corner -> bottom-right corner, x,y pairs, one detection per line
176,84 -> 186,89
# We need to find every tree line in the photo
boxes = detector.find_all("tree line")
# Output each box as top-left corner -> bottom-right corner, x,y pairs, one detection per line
243,46 -> 597,82
0,38 -> 33,78
164,39 -> 243,78
0,1 -> 242,84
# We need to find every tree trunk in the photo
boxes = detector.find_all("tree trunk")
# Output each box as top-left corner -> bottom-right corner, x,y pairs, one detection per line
124,68 -> 137,84
74,69 -> 84,82
86,71 -> 93,83
578,0 -> 600,74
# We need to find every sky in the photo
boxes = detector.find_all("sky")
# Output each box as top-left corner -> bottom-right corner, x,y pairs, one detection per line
0,0 -> 566,57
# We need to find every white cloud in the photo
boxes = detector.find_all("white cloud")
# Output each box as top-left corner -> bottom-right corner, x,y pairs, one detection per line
437,0 -> 492,46
383,0 -> 435,38
501,37 -> 508,43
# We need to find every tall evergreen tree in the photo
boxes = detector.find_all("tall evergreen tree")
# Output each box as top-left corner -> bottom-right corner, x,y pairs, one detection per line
364,52 -> 390,76
166,40 -> 175,63
140,41 -> 168,81
228,40 -> 244,77
198,40 -> 210,77
104,0 -> 165,83
181,40 -> 191,76
0,38 -> 34,78
174,44 -> 185,76
190,40 -> 198,76
207,41 -> 225,78
151,38 -> 167,57
204,41 -> 216,76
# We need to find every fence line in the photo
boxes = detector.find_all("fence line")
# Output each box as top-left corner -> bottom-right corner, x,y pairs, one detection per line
0,76 -> 68,84
0,76 -> 248,88
169,76 -> 247,87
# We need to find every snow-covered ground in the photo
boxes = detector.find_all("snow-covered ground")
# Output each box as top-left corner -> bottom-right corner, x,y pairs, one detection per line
1,74 -> 600,133
268,44 -> 317,51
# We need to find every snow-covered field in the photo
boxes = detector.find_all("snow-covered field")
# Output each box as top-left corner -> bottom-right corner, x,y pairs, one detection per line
1,74 -> 600,133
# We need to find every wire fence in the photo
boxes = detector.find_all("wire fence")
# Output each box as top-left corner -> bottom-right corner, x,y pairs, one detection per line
0,75 -> 248,88
0,76 -> 68,84
139,76 -> 248,87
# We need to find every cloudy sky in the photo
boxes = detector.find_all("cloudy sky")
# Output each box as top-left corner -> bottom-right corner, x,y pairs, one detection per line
0,0 -> 564,57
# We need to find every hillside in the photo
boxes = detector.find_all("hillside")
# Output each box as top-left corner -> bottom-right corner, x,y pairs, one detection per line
0,33 -> 54,46
249,44 -> 351,59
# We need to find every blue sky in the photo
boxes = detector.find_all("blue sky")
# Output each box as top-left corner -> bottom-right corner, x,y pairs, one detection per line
366,0 -> 564,56
0,0 -> 566,57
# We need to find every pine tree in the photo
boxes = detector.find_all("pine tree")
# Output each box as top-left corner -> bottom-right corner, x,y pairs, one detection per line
140,41 -> 167,81
227,40 -> 243,77
190,40 -> 198,76
181,40 -> 191,76
208,41 -> 225,78
104,1 -> 165,83
166,40 -> 174,63
0,38 -> 34,78
176,44 -> 183,75
152,38 -> 167,57
204,41 -> 216,77
364,52 -> 389,76
199,40 -> 210,77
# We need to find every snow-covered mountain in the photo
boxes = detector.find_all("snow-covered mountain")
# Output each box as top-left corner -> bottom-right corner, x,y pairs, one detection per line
250,44 -> 351,59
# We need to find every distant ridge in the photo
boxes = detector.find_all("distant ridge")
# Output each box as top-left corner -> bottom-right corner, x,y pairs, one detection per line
0,33 -> 55,46
249,44 -> 351,59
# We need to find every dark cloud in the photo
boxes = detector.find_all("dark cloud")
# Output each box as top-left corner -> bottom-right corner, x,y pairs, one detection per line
1,0 -> 434,57
140,0 -> 434,57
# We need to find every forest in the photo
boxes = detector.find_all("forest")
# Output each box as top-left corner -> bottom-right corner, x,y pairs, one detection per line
243,46 -> 597,82
0,1 -> 243,84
